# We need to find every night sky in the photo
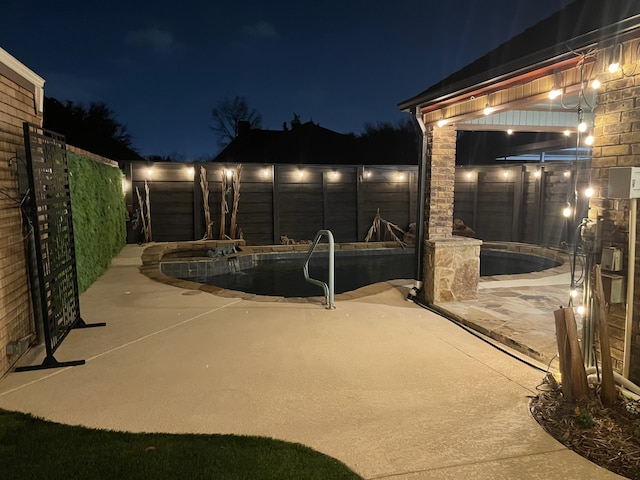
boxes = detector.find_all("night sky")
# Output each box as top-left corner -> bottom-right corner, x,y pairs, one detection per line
3,0 -> 574,159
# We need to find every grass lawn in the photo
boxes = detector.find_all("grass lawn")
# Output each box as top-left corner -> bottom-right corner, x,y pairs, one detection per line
0,409 -> 362,480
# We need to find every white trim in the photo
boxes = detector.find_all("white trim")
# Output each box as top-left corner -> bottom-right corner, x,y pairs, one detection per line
0,46 -> 45,115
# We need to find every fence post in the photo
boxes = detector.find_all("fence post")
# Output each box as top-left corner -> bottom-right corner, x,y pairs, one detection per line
272,164 -> 280,244
193,162 -> 204,241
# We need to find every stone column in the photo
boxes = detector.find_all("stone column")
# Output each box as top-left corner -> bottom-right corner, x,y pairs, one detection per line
420,124 -> 481,304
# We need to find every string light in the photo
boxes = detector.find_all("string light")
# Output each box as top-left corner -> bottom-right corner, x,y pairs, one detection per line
585,134 -> 595,146
563,205 -> 572,218
585,186 -> 594,197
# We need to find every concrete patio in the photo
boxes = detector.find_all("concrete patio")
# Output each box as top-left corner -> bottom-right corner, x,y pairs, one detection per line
0,244 -> 620,479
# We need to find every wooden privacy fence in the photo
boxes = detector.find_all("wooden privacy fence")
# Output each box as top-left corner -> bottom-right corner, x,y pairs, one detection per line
122,160 -> 590,246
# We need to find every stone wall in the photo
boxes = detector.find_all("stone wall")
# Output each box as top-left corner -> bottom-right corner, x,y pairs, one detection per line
590,37 -> 640,382
0,51 -> 44,376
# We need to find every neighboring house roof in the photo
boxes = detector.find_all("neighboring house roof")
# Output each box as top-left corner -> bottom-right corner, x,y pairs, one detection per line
214,122 -> 357,165
398,0 -> 640,112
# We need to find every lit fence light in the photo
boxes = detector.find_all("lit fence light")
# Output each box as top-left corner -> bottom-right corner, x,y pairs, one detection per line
224,169 -> 233,179
146,167 -> 153,178
502,170 -> 509,178
260,167 -> 271,179
466,171 -> 473,179
186,166 -> 195,177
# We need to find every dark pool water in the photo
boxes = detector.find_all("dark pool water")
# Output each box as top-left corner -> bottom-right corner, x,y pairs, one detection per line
180,248 -> 560,297
198,252 -> 415,297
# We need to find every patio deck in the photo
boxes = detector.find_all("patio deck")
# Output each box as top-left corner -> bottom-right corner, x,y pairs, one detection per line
0,244 -> 618,479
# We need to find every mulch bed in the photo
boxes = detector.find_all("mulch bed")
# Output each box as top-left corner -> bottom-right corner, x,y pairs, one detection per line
530,377 -> 640,479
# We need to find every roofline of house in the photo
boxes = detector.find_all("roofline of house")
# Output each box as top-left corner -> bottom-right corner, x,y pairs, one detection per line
0,47 -> 45,115
397,13 -> 640,113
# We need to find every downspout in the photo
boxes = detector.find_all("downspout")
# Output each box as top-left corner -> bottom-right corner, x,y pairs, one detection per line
410,107 -> 427,297
624,197 -> 637,378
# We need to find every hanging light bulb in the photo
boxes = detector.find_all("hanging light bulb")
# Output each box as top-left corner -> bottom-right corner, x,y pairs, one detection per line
563,205 -> 572,217
591,78 -> 601,89
585,134 -> 595,146
570,289 -> 578,298
563,129 -> 571,137
507,129 -> 513,135
585,186 -> 594,197
578,121 -> 587,133
577,305 -> 585,315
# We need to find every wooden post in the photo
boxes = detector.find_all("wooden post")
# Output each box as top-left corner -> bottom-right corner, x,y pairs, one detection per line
219,169 -> 228,239
593,264 -> 618,406
230,164 -> 242,239
554,306 -> 589,402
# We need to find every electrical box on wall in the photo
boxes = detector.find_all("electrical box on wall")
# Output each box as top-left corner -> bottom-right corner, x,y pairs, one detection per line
601,246 -> 623,271
608,167 -> 640,199
600,272 -> 625,304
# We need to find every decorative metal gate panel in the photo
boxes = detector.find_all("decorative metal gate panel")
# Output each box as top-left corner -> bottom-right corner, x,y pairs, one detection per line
17,123 -> 104,371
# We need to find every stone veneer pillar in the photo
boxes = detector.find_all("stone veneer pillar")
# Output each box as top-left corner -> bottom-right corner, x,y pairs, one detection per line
420,124 -> 481,304
589,37 -> 640,382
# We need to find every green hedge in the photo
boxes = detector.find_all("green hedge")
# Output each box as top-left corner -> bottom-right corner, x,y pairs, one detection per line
67,151 -> 126,293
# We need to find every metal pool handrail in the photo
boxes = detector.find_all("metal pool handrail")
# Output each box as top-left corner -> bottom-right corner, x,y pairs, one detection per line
303,230 -> 335,309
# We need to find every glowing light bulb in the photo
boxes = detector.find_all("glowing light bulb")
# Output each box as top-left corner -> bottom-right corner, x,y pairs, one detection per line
585,134 -> 594,146
146,168 -> 153,177
571,289 -> 578,298
563,206 -> 572,218
549,88 -> 562,99
609,62 -> 619,74
577,305 -> 585,315
507,129 -> 513,135
534,170 -> 541,178
563,170 -> 570,177
437,119 -> 447,128
298,170 -> 304,179
260,168 -> 270,178
585,186 -> 594,197
466,171 -> 473,179
564,130 -> 571,137
483,104 -> 494,115
591,79 -> 601,89
578,122 -> 587,133
186,167 -> 195,177
503,170 -> 509,178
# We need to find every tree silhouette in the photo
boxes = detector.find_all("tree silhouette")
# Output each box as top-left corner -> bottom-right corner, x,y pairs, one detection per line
211,96 -> 262,148
357,118 -> 419,164
43,97 -> 142,160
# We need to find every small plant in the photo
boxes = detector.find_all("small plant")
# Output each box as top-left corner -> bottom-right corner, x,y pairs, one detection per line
574,406 -> 594,429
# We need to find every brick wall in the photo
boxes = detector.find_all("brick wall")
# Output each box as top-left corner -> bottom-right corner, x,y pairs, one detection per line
590,38 -> 640,382
424,125 -> 456,239
0,52 -> 43,376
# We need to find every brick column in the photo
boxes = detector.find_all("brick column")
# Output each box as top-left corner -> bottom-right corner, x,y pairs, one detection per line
590,37 -> 640,382
420,125 -> 481,304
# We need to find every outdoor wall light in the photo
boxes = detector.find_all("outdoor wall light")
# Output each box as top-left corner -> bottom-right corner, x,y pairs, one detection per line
364,170 -> 371,179
502,169 -> 509,178
397,172 -> 406,181
564,130 -> 571,137
122,178 -> 130,193
146,167 -> 153,178
608,44 -> 622,73
507,129 -> 513,135
297,170 -> 305,179
548,87 -> 562,99
563,170 -> 571,178
186,166 -> 195,177
483,103 -> 494,115
585,186 -> 594,197
260,168 -> 270,179
224,169 -> 233,179
331,171 -> 340,180
465,171 -> 473,179
548,71 -> 563,99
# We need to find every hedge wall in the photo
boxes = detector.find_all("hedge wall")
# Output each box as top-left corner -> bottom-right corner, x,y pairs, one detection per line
67,151 -> 126,292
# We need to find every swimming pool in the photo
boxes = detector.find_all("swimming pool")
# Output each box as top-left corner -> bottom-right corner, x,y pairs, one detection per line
160,246 -> 562,297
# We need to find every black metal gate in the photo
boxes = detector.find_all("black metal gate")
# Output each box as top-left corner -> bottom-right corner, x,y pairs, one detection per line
16,123 -> 104,372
